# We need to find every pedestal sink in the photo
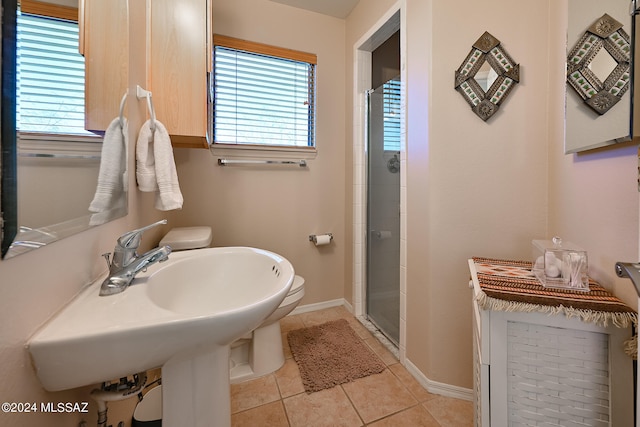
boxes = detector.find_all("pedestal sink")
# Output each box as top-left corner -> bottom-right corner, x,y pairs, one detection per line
28,247 -> 294,427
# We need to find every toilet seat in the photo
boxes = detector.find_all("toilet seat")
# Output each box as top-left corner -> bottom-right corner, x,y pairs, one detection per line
279,275 -> 304,307
288,275 -> 304,296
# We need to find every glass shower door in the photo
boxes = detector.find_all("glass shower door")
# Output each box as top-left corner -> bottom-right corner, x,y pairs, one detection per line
366,77 -> 401,345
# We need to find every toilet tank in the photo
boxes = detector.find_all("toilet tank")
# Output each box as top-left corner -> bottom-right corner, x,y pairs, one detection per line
160,226 -> 212,251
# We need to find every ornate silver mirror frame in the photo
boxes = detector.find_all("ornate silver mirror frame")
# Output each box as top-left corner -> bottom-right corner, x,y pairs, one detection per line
566,13 -> 631,115
454,31 -> 521,121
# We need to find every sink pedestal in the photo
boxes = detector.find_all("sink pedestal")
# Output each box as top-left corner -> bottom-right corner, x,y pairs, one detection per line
162,344 -> 231,427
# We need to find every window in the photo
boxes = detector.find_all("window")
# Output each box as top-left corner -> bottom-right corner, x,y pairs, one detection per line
213,35 -> 317,149
383,77 -> 401,152
17,2 -> 90,135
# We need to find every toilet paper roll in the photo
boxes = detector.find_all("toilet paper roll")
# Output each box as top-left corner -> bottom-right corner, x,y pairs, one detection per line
314,234 -> 332,246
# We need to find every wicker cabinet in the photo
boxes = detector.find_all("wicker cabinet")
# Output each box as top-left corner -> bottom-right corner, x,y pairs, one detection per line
80,0 -> 128,133
469,259 -> 634,427
147,0 -> 212,148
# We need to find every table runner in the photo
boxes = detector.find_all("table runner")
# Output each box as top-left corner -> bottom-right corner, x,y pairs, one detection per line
472,257 -> 637,330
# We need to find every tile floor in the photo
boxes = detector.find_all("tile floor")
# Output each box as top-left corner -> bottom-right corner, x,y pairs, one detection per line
230,306 -> 474,426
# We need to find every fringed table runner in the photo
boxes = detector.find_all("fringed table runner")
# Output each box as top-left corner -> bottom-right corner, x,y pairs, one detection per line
472,257 -> 637,330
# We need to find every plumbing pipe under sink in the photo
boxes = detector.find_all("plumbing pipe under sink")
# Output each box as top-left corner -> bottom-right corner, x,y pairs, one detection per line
90,372 -> 147,427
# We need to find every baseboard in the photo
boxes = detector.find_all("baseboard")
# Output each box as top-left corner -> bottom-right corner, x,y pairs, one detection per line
404,358 -> 473,402
289,298 -> 347,315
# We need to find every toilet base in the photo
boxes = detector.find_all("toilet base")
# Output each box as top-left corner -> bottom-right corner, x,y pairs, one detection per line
229,321 -> 285,384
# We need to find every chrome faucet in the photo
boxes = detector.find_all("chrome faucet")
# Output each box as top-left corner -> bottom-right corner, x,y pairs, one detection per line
99,219 -> 172,296
615,261 -> 640,297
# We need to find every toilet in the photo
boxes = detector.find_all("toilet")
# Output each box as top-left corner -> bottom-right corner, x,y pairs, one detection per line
159,227 -> 305,383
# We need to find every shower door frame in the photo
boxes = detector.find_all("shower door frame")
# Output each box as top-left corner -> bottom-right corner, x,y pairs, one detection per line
365,79 -> 401,346
352,1 -> 407,362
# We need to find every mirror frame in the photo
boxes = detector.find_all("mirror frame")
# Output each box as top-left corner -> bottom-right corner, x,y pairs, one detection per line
566,13 -> 631,116
565,0 -> 635,154
0,0 -> 128,259
454,31 -> 521,121
1,0 -> 18,258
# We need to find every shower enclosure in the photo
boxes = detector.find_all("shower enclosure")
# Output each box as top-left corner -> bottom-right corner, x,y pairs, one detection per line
366,76 -> 401,345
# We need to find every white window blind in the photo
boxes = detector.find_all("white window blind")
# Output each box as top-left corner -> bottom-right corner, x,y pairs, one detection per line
17,12 -> 89,135
213,43 -> 316,148
383,77 -> 401,152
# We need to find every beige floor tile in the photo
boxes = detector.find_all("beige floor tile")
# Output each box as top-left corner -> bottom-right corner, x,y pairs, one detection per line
274,358 -> 305,398
298,307 -> 345,327
231,401 -> 289,427
367,404 -> 441,427
281,314 -> 305,333
230,374 -> 280,414
332,305 -> 353,319
283,386 -> 363,427
282,331 -> 293,359
363,336 -> 398,366
423,396 -> 474,427
344,317 -> 376,340
387,363 -> 438,403
230,307 -> 474,427
342,369 -> 417,424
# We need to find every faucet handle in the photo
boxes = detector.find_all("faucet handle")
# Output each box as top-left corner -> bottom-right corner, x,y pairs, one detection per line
117,219 -> 167,249
101,252 -> 112,269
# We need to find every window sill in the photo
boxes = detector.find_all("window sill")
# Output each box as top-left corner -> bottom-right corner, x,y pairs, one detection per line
18,132 -> 103,160
210,143 -> 317,160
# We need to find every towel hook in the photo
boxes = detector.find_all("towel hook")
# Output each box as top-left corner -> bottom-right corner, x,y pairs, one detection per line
136,85 -> 156,132
119,91 -> 128,129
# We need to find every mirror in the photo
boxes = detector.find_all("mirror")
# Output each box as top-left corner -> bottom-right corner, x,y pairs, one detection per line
0,0 -> 128,259
474,62 -> 499,92
454,31 -> 521,122
565,1 -> 634,153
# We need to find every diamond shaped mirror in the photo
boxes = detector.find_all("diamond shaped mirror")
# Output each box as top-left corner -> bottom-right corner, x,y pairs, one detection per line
454,32 -> 521,122
565,2 -> 634,154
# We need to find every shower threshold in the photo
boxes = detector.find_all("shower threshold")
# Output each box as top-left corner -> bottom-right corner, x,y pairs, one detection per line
357,315 -> 399,360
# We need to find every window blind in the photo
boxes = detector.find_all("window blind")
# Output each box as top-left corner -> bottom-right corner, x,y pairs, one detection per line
383,77 -> 401,152
17,12 -> 89,135
213,45 -> 316,147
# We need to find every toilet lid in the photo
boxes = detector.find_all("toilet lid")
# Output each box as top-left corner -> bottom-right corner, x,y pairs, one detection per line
288,275 -> 304,296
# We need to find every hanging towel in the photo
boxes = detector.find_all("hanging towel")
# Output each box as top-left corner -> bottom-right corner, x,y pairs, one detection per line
89,117 -> 128,213
135,119 -> 183,211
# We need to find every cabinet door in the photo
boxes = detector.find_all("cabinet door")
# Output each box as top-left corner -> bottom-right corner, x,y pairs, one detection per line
81,0 -> 129,133
148,0 -> 211,148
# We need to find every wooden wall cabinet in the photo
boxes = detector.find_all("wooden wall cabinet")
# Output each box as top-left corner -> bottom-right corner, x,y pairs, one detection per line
80,0 -> 129,134
147,0 -> 212,148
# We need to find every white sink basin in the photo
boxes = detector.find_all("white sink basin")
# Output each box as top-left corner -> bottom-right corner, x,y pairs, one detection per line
28,247 -> 294,426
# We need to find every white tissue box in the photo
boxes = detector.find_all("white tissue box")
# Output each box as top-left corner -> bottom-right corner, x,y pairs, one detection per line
532,237 -> 589,291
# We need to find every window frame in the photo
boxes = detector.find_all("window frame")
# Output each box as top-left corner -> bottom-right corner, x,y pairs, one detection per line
17,0 -> 100,148
211,34 -> 317,155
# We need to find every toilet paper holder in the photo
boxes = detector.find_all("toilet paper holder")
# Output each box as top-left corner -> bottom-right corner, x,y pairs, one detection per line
308,233 -> 333,244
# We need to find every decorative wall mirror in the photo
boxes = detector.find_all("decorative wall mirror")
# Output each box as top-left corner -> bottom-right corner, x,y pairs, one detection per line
566,13 -> 630,115
565,0 -> 634,153
454,31 -> 520,121
0,0 -> 129,259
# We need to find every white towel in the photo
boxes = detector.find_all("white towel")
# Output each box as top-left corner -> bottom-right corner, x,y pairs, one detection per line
135,119 -> 183,211
89,117 -> 128,213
